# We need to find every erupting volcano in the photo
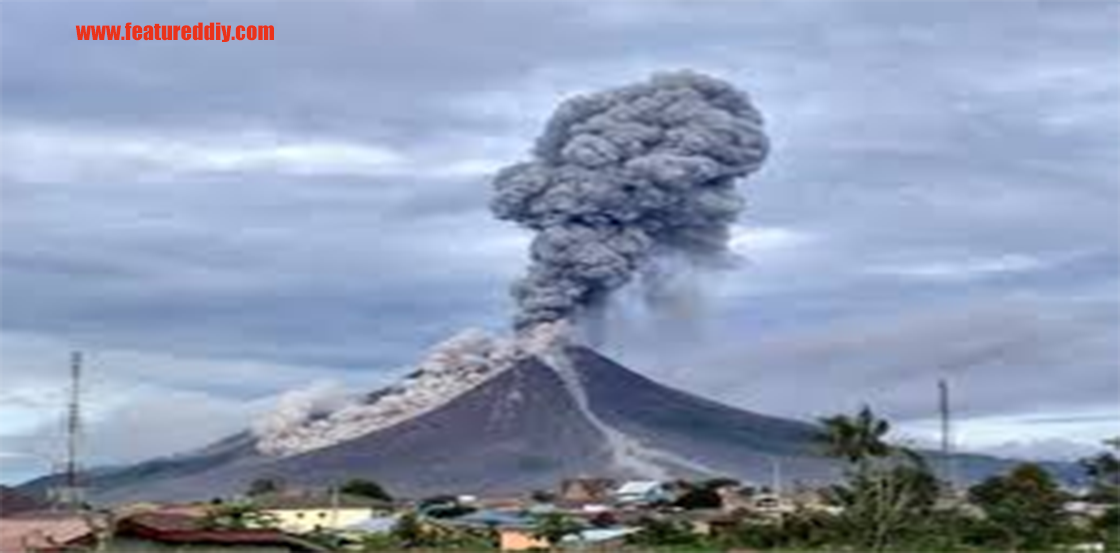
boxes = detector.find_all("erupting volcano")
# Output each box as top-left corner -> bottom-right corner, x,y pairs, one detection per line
20,72 -> 1027,503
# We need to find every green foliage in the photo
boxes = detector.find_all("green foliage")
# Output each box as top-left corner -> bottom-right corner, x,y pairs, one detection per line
701,477 -> 740,490
301,528 -> 347,550
814,405 -> 942,552
1081,439 -> 1120,503
718,510 -> 839,551
363,511 -> 496,551
339,478 -> 393,502
817,404 -> 892,465
1097,505 -> 1120,552
823,454 -> 943,552
358,532 -> 402,551
968,462 -> 1071,551
627,516 -> 703,548
416,494 -> 475,518
200,500 -> 280,530
391,512 -> 433,548
532,512 -> 583,546
246,476 -> 283,497
529,489 -> 555,503
673,486 -> 723,510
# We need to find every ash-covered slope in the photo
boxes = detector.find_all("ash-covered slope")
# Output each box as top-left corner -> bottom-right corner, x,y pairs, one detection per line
568,346 -> 837,484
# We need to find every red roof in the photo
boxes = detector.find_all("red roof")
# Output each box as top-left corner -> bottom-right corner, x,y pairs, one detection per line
117,512 -> 327,552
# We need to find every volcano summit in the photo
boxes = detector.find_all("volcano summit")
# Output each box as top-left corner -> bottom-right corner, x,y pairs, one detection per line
56,326 -> 838,502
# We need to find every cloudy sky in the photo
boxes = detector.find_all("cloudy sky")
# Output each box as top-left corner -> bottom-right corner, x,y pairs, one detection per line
1,1 -> 1117,483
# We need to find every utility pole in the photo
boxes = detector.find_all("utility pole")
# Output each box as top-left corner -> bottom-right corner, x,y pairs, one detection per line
938,378 -> 956,496
769,456 -> 782,497
54,351 -> 85,510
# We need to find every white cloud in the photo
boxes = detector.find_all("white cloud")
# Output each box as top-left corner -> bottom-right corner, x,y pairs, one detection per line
1,124 -> 504,183
899,407 -> 1118,461
730,225 -> 816,257
866,253 -> 1047,282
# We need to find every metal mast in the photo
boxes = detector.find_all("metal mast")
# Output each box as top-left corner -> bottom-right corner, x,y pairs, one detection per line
938,378 -> 956,495
57,351 -> 85,509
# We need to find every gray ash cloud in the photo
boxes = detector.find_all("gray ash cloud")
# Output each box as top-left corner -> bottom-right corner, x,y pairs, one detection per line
491,71 -> 770,330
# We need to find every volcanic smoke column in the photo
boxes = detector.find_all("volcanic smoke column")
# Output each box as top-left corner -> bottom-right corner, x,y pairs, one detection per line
490,71 -> 770,333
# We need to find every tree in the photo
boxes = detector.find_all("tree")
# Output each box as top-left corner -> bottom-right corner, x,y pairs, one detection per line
530,489 -> 555,503
673,486 -> 723,510
817,404 -> 893,466
968,463 -> 1071,551
246,477 -> 283,497
823,455 -> 942,552
721,509 -> 839,550
702,477 -> 741,490
1081,437 -> 1120,503
815,405 -> 941,552
418,495 -> 474,519
532,512 -> 582,547
339,478 -> 392,502
391,512 -> 432,548
627,516 -> 702,548
1094,505 -> 1120,553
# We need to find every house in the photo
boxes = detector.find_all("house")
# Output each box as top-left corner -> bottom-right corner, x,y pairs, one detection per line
750,493 -> 796,516
339,515 -> 399,535
1065,501 -> 1112,528
613,481 -> 671,506
561,527 -> 640,548
497,528 -> 549,551
558,478 -> 616,505
109,512 -> 329,552
254,491 -> 391,534
449,510 -> 536,529
473,496 -> 527,511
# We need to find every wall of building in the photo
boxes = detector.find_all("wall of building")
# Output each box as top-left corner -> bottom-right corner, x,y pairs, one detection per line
498,529 -> 548,551
266,507 -> 371,534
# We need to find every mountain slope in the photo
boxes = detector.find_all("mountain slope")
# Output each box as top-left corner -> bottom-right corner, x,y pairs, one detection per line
19,345 -> 1066,503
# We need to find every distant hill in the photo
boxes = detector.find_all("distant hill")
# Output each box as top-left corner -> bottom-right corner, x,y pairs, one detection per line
0,485 -> 48,516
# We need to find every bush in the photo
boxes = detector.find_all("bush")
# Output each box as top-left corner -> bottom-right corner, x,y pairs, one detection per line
339,478 -> 392,502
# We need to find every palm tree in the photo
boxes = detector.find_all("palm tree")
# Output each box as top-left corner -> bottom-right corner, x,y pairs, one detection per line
817,405 -> 893,467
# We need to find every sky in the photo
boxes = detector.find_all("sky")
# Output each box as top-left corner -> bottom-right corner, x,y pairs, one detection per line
1,0 -> 1117,483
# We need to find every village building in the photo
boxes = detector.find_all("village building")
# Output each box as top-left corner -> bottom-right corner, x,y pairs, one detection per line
613,480 -> 672,506
253,491 -> 391,534
110,512 -> 329,552
557,478 -> 616,505
0,511 -> 327,553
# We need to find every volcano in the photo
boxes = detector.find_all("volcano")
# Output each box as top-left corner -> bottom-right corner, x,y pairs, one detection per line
23,344 -> 836,503
21,341 -> 1043,504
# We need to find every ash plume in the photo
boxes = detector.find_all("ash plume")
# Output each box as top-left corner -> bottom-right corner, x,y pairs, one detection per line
491,71 -> 769,331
